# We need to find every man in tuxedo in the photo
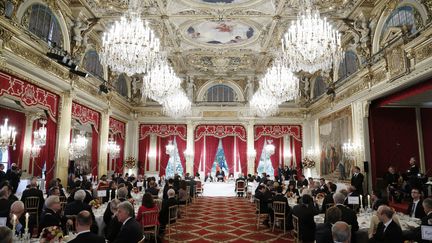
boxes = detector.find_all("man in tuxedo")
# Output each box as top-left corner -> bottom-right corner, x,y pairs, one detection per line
370,205 -> 403,243
69,211 -> 104,243
351,166 -> 364,195
407,188 -> 426,219
321,182 -> 337,213
255,185 -> 273,227
332,221 -> 351,243
292,195 -> 316,243
159,189 -> 178,234
20,177 -> 44,213
318,178 -> 329,194
113,201 -> 143,243
316,206 -> 341,243
331,192 -> 359,242
407,157 -> 419,176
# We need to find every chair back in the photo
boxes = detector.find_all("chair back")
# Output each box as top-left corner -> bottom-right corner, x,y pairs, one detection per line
273,201 -> 286,217
24,197 -> 40,211
254,198 -> 261,214
196,181 -> 202,189
154,199 -> 163,212
325,203 -> 335,211
141,210 -> 159,228
292,214 -> 300,240
236,180 -> 245,191
168,205 -> 178,223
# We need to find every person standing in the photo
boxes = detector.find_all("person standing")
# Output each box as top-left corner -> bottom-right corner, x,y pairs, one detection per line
5,163 -> 21,194
0,164 -> 6,185
351,166 -> 364,195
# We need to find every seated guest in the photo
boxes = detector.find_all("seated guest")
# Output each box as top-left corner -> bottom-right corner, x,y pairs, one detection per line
159,189 -> 177,234
103,187 -> 128,225
369,206 -> 400,239
39,196 -> 69,233
67,181 -> 82,203
104,181 -> 117,203
162,179 -> 174,200
145,181 -> 159,197
255,185 -> 273,219
285,183 -> 300,198
316,206 -> 342,243
69,211 -> 104,243
311,181 -> 321,197
0,187 -> 12,217
216,170 -> 225,182
0,226 -> 13,243
48,186 -> 61,197
371,190 -> 388,211
384,166 -> 401,202
1,182 -> 18,204
292,195 -> 316,243
104,199 -> 122,241
344,185 -> 360,210
133,175 -> 145,192
403,198 -> 432,242
97,175 -> 109,190
332,221 -> 351,243
113,201 -> 143,243
407,188 -> 426,219
7,201 -> 35,236
369,205 -> 403,243
20,177 -> 44,213
308,177 -> 315,189
137,193 -> 159,227
331,192 -> 359,241
82,181 -> 94,204
297,175 -> 308,188
178,180 -> 188,205
321,182 -> 337,213
64,190 -> 92,216
272,187 -> 291,229
318,178 -> 329,194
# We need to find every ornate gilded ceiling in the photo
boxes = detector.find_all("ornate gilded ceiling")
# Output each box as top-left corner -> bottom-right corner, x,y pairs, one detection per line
76,0 -> 363,96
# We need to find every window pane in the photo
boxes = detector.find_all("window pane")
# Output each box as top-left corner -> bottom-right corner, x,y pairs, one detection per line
206,85 -> 235,102
83,50 -> 104,78
26,4 -> 63,47
382,6 -> 417,39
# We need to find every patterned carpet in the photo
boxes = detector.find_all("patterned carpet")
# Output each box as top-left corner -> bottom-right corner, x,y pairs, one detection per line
162,197 -> 294,242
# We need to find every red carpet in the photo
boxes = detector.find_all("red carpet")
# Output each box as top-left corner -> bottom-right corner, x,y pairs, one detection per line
163,197 -> 294,242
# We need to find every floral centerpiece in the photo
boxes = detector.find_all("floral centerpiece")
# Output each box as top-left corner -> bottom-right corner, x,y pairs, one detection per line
39,226 -> 63,243
302,158 -> 315,169
89,199 -> 101,209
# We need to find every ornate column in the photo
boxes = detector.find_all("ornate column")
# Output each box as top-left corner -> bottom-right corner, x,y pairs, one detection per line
246,120 -> 255,175
98,109 -> 110,178
55,91 -> 74,186
21,112 -> 39,176
124,118 -> 139,175
415,108 -> 426,173
185,121 -> 195,175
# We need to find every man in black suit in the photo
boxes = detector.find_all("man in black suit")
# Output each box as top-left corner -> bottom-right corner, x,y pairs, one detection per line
407,157 -> 419,176
321,182 -> 337,213
297,175 -> 308,189
272,187 -> 291,228
5,163 -> 21,194
39,196 -> 70,233
113,201 -> 143,243
318,178 -> 329,194
407,188 -> 426,219
292,195 -> 316,243
0,164 -> 6,184
64,190 -> 98,233
403,198 -> 432,242
351,166 -> 364,195
370,205 -> 403,243
316,206 -> 341,243
332,221 -> 351,243
255,185 -> 273,227
21,177 -> 44,213
159,188 -> 177,234
69,211 -> 104,243
331,192 -> 359,242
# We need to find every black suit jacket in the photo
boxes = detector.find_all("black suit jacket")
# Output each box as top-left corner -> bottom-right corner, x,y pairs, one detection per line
333,204 -> 359,232
351,173 -> 364,194
407,200 -> 426,219
113,218 -> 143,243
315,222 -> 333,243
64,200 -> 93,216
371,220 -> 403,243
69,232 -> 105,243
321,192 -> 334,213
39,208 -> 65,233
21,187 -> 45,212
292,204 -> 316,241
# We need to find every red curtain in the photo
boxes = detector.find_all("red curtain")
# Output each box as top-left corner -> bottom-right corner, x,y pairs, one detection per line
369,106 -> 419,183
270,137 -> 283,175
221,136 -> 235,174
44,118 -> 57,185
235,136 -> 247,175
176,136 -> 187,174
292,136 -> 302,175
421,108 -> 432,176
204,136 -> 219,175
109,133 -> 124,173
254,136 -> 265,172
194,137 -> 205,174
138,136 -> 150,175
157,136 -> 169,176
0,107 -> 26,168
91,125 -> 99,176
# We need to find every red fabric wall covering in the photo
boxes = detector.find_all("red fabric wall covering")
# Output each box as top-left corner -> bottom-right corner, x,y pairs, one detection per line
421,108 -> 432,176
138,136 -> 150,175
369,107 -> 419,183
0,107 -> 26,169
91,125 -> 99,176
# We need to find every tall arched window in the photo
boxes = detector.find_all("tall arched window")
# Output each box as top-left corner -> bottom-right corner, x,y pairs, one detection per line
206,85 -> 235,102
338,51 -> 359,80
83,50 -> 104,79
117,74 -> 129,98
23,4 -> 63,47
313,76 -> 327,98
381,5 -> 417,39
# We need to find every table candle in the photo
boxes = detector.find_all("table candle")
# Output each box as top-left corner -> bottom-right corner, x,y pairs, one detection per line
108,190 -> 111,200
25,212 -> 29,230
367,195 -> 371,208
12,214 -> 17,233
360,195 -> 363,208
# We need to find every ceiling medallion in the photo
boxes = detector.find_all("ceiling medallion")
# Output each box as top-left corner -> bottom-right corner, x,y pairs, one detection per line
281,0 -> 342,73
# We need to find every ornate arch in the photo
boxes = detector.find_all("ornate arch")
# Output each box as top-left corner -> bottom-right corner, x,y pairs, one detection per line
16,0 -> 71,52
196,80 -> 245,102
372,0 -> 428,54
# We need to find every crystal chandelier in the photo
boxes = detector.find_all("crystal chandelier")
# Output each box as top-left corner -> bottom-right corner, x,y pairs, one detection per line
281,0 -> 342,73
260,56 -> 299,103
69,131 -> 88,160
142,58 -> 182,103
100,0 -> 162,76
162,89 -> 192,119
342,139 -> 359,159
107,138 -> 120,159
0,118 -> 16,152
250,90 -> 279,118
33,119 -> 47,146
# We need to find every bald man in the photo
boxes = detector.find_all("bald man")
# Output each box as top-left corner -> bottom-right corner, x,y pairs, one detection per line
370,205 -> 403,243
332,221 -> 351,243
69,211 -> 104,243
